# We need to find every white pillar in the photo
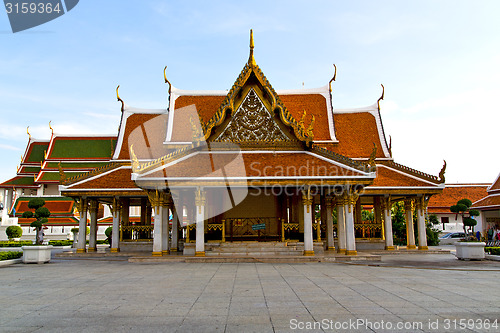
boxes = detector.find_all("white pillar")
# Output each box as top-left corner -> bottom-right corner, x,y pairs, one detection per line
382,197 -> 394,250
171,203 -> 179,252
345,190 -> 357,255
336,198 -> 346,254
111,201 -> 120,252
416,196 -> 428,250
195,188 -> 205,256
77,198 -> 87,253
152,204 -> 163,257
302,189 -> 314,256
88,200 -> 98,252
405,199 -> 416,249
326,198 -> 335,251
162,203 -> 170,255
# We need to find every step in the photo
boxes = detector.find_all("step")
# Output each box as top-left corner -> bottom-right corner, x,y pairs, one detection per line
206,250 -> 304,257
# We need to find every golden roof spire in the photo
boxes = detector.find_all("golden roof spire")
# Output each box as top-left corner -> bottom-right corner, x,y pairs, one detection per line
27,126 -> 31,140
248,29 -> 256,67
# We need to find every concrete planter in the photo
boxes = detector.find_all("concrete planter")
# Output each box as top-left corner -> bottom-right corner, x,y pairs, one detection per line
454,242 -> 485,260
22,245 -> 53,264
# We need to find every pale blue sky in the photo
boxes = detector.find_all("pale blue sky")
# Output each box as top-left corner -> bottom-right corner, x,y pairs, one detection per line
1,0 -> 499,183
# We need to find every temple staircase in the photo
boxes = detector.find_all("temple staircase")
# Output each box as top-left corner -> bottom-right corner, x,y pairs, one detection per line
205,241 -> 324,257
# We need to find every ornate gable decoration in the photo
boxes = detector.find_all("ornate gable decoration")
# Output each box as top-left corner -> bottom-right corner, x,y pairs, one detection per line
215,88 -> 289,143
199,30 -> 314,147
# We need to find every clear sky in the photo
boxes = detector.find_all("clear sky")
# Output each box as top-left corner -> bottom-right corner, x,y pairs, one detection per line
0,0 -> 499,184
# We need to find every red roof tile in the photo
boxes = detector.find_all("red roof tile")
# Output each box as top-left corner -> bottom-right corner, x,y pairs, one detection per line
428,185 -> 488,212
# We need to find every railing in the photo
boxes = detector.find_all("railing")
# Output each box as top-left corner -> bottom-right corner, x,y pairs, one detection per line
185,224 -> 196,243
185,223 -> 225,243
282,222 -> 299,242
120,225 -> 153,241
208,223 -> 225,242
312,223 -> 322,241
354,223 -> 383,239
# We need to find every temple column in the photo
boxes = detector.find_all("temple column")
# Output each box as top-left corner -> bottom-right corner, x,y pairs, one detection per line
405,199 -> 416,249
162,196 -> 171,255
336,196 -> 346,254
381,197 -> 394,250
148,191 -> 166,257
76,198 -> 88,254
171,193 -> 180,252
111,197 -> 121,252
140,198 -> 146,224
416,196 -> 428,250
325,197 -> 335,251
345,189 -> 358,255
195,188 -> 206,256
88,199 -> 98,252
302,189 -> 314,256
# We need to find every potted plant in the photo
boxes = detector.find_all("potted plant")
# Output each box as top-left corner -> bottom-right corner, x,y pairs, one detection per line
21,198 -> 53,264
450,198 -> 485,260
6,225 -> 22,241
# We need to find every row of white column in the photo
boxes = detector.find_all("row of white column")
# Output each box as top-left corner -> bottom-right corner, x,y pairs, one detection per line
75,195 -> 182,255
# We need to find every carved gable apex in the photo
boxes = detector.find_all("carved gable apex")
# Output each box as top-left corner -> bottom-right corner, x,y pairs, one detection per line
215,88 -> 290,143
200,30 -> 315,148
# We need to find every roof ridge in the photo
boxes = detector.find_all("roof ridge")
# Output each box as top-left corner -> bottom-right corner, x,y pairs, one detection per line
62,162 -> 121,186
383,160 -> 440,183
311,146 -> 368,171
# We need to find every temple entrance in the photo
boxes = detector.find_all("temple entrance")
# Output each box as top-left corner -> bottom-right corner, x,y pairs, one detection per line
225,217 -> 280,242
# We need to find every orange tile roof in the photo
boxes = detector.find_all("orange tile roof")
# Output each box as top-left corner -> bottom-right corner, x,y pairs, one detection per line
142,152 -> 366,179
279,94 -> 331,141
472,194 -> 500,210
71,168 -> 139,190
428,185 -> 488,212
327,112 -> 385,158
15,199 -> 74,215
489,173 -> 500,193
117,114 -> 162,159
17,217 -> 78,226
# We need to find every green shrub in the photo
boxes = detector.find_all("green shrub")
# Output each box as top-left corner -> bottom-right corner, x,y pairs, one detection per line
6,226 -> 22,238
485,247 -> 500,255
0,241 -> 32,247
0,251 -> 23,261
71,228 -> 79,233
105,227 -> 112,238
48,240 -> 73,246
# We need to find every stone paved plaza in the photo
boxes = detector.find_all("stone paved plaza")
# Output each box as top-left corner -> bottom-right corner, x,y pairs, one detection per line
1,254 -> 500,332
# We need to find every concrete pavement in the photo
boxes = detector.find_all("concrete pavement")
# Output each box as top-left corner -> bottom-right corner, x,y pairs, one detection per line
1,253 -> 500,332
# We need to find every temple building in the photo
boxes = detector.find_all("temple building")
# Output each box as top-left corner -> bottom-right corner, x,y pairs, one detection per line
427,184 -> 488,232
2,31 -> 446,256
472,173 -> 500,234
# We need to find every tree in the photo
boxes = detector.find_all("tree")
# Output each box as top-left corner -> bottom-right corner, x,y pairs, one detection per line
450,198 -> 480,235
22,198 -> 51,245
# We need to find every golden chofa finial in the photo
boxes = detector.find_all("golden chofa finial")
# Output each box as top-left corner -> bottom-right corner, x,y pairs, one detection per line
26,126 -> 31,140
116,85 -> 124,112
163,66 -> 172,95
248,29 -> 256,67
329,64 -> 337,93
377,84 -> 385,110
49,121 -> 54,136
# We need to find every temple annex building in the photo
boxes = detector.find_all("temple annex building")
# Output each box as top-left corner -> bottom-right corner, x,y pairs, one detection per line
1,31 -> 447,257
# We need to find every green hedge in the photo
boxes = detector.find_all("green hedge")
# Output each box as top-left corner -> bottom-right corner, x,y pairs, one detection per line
48,240 -> 73,246
0,251 -> 23,261
485,247 -> 500,255
0,241 -> 33,247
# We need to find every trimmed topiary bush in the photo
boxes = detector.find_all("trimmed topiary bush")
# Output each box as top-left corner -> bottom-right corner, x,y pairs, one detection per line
6,226 -> 22,239
23,198 -> 51,245
0,251 -> 23,261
